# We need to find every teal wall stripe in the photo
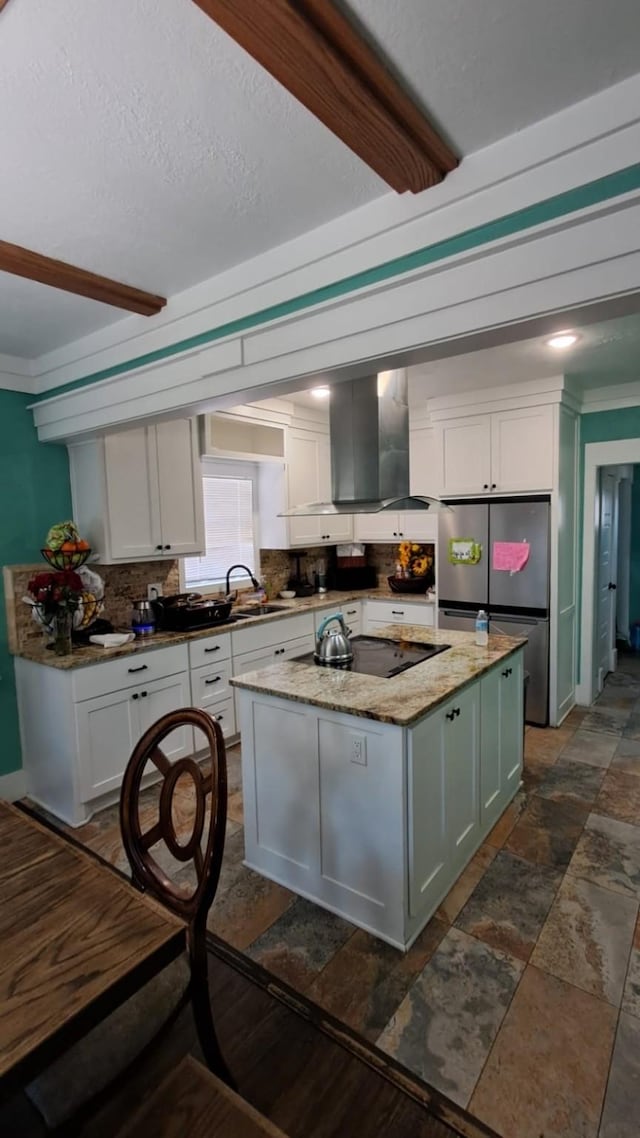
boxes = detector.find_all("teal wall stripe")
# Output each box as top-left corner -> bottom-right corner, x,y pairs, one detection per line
36,162 -> 640,403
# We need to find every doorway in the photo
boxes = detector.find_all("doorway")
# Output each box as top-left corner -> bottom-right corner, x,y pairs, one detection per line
579,442 -> 640,705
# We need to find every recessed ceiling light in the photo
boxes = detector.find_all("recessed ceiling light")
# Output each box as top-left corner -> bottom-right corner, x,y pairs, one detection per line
311,386 -> 330,399
547,331 -> 579,350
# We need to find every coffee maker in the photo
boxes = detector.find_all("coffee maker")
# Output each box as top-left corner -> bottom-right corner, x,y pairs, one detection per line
287,551 -> 315,597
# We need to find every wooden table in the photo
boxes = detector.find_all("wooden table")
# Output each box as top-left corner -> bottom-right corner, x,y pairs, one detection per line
118,1055 -> 290,1137
0,800 -> 186,1098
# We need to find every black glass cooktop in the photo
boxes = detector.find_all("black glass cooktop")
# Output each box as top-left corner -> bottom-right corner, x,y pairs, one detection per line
293,636 -> 451,679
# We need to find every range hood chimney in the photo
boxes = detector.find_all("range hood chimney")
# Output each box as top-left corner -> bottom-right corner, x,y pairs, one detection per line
282,369 -> 443,516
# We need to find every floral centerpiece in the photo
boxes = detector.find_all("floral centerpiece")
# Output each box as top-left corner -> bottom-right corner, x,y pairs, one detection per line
23,521 -> 105,655
26,569 -> 85,655
388,541 -> 435,594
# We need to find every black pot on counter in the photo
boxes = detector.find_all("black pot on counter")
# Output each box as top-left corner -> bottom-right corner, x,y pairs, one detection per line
152,593 -> 233,631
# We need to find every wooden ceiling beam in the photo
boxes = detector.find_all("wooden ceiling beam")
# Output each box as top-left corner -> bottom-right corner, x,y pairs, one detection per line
192,0 -> 458,194
0,241 -> 166,316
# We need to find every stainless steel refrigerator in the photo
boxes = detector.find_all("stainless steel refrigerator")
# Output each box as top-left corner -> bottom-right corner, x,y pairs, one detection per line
437,497 -> 550,725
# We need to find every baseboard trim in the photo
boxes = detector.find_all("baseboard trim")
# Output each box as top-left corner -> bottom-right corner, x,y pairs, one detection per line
0,768 -> 27,801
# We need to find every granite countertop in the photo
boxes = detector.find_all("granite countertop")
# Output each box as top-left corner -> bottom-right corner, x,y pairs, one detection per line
230,626 -> 527,727
11,588 -> 436,671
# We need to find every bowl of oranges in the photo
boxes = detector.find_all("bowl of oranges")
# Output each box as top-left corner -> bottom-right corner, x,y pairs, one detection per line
41,521 -> 92,570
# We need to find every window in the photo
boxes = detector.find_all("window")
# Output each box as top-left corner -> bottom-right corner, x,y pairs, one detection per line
182,460 -> 259,592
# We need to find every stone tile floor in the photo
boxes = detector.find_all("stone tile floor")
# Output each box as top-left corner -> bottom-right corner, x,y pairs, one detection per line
39,654 -> 640,1138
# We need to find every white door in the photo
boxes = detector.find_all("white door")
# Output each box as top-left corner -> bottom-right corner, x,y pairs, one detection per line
76,689 -> 140,801
491,406 -> 554,493
287,431 -> 323,546
437,416 -> 492,496
596,470 -> 617,688
155,419 -> 205,556
408,709 -> 448,918
104,426 -> 162,559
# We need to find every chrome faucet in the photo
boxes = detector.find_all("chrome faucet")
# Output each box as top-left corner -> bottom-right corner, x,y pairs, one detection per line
225,564 -> 260,597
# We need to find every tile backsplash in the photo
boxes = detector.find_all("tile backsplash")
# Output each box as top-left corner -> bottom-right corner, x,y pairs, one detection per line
4,541 -> 435,652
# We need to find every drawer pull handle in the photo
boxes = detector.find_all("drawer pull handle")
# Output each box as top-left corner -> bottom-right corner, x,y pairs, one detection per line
446,707 -> 461,721
346,609 -> 357,615
215,714 -> 224,721
205,676 -> 221,685
502,667 -> 513,678
128,664 -> 148,673
204,646 -> 221,653
391,610 -> 404,616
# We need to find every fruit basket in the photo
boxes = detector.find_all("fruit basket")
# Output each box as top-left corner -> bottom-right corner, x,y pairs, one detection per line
387,574 -> 432,594
41,546 -> 92,571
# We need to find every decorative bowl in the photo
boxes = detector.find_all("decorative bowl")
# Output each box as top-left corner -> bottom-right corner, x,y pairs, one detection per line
279,590 -> 296,599
41,547 -> 92,571
387,574 -> 431,594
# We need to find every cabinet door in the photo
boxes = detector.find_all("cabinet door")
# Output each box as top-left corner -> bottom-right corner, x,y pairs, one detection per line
317,437 -> 353,543
138,673 -> 192,761
499,654 -> 524,794
443,684 -> 480,872
408,710 -> 448,918
287,431 -> 324,546
410,426 -> 439,498
491,406 -> 554,492
76,690 -> 140,802
480,666 -> 503,829
104,426 -> 162,559
353,513 -> 400,542
437,416 -> 491,496
399,512 -> 438,542
155,419 -> 205,555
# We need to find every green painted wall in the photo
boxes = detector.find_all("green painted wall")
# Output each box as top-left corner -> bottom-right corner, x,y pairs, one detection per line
630,464 -> 640,628
0,391 -> 72,776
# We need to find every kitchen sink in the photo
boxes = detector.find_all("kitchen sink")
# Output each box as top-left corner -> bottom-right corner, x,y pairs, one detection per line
233,604 -> 290,616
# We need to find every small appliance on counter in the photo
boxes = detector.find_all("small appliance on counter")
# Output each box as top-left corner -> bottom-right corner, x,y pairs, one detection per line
330,543 -> 377,591
151,593 -> 233,631
287,551 -> 315,597
131,599 -> 156,637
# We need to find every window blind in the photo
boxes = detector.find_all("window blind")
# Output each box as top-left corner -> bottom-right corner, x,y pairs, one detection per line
183,475 -> 256,589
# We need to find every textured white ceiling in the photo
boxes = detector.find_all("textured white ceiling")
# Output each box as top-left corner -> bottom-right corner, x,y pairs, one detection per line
2,0 -> 640,358
346,0 -> 640,153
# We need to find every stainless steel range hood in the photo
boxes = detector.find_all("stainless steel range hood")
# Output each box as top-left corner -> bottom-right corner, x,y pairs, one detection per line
281,369 -> 443,516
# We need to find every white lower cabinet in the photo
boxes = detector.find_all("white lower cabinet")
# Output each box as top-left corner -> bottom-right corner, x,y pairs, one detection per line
237,647 -> 523,949
76,671 -> 192,803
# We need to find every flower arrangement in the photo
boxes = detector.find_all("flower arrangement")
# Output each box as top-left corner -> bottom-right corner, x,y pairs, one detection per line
26,570 -> 84,655
397,542 -> 433,578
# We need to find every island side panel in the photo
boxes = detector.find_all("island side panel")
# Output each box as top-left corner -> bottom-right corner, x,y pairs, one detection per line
238,690 -> 408,948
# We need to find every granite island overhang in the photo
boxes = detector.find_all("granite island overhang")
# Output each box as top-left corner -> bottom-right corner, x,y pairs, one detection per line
231,625 -> 527,951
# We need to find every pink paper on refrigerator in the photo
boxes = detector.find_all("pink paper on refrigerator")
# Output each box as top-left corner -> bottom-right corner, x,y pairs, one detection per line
492,541 -> 530,573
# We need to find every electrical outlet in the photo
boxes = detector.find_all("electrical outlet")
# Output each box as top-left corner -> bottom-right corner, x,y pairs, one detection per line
147,582 -> 163,600
350,733 -> 367,766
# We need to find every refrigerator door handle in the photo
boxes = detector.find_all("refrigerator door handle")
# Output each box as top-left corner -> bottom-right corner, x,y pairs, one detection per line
491,614 -> 544,627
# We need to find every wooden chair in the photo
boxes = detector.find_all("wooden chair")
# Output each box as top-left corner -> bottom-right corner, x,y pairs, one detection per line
26,707 -> 232,1130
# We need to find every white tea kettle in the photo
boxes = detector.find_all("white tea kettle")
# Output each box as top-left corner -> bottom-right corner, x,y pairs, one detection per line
314,613 -> 354,668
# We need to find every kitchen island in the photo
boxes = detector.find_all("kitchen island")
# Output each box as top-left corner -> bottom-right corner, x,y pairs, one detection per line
231,626 -> 525,950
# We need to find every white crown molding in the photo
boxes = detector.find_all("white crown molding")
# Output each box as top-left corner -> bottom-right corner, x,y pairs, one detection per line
579,378 -> 640,413
0,353 -> 36,394
21,70 -> 640,397
428,376 -> 567,419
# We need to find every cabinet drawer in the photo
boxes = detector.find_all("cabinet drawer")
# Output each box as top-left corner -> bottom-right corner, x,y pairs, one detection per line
204,697 -> 236,741
191,661 -> 233,708
232,635 -> 311,678
188,632 -> 232,669
365,600 -> 434,629
231,612 -> 314,655
73,643 -> 189,702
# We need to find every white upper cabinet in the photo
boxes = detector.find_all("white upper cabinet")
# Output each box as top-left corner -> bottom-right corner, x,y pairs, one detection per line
70,418 -> 205,563
435,404 -> 554,497
353,511 -> 437,543
261,427 -> 352,549
490,406 -> 554,493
